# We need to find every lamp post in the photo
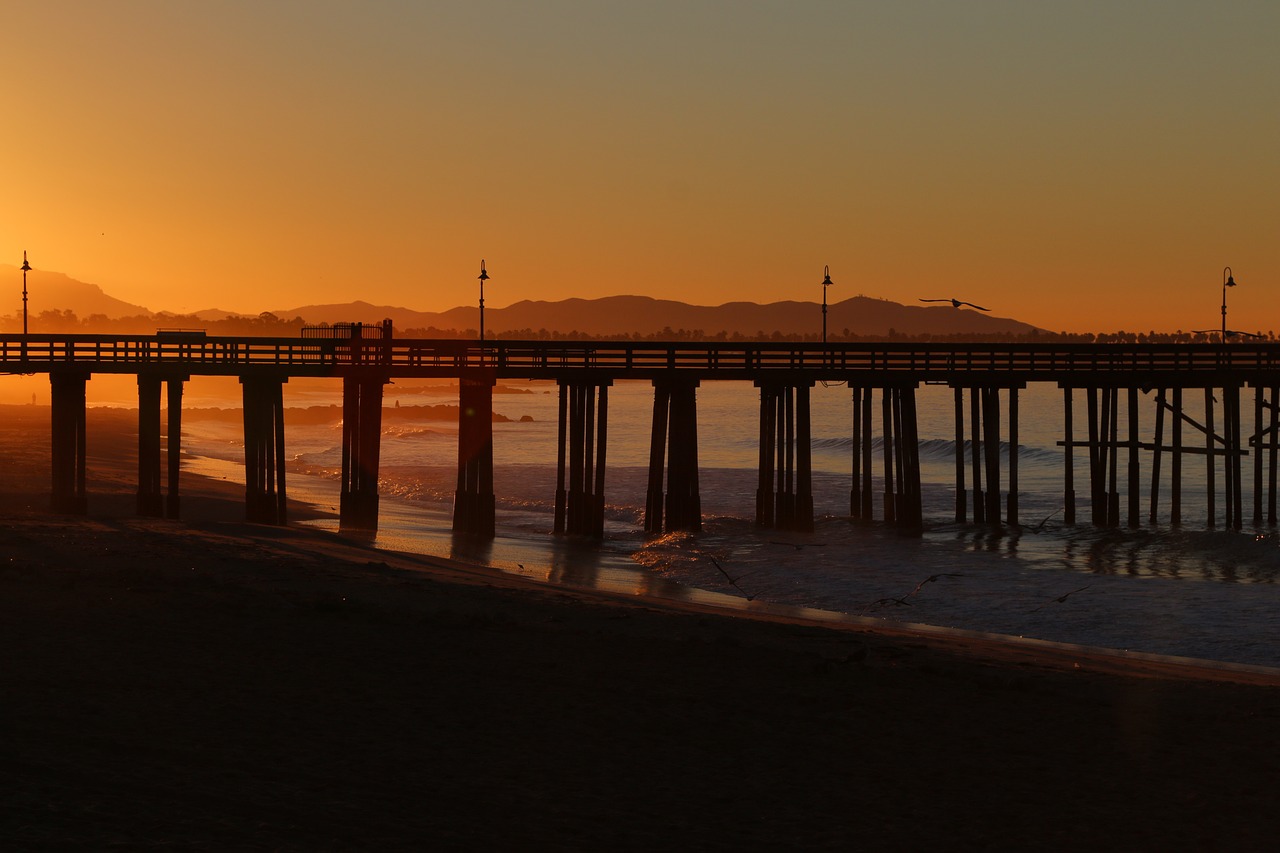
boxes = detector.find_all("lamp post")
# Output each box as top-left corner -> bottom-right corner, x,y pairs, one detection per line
1221,266 -> 1237,343
20,251 -> 31,335
821,265 -> 832,344
478,259 -> 489,343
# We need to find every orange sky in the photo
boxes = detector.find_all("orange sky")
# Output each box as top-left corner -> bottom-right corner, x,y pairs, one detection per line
2,1 -> 1277,334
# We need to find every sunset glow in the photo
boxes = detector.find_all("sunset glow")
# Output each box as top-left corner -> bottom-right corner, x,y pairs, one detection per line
2,1 -> 1276,333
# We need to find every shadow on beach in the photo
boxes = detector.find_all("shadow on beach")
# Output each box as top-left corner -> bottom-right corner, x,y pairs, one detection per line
3,405 -> 1280,849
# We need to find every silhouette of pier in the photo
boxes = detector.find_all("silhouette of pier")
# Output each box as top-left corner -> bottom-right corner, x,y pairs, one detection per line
6,331 -> 1280,537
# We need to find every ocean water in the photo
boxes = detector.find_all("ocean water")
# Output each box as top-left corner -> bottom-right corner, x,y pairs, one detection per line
177,377 -> 1280,668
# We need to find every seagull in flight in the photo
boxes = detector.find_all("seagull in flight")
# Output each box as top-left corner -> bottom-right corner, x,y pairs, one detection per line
920,298 -> 989,311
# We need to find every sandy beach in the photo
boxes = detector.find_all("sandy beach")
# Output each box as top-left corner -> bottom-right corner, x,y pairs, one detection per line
2,405 -> 1280,850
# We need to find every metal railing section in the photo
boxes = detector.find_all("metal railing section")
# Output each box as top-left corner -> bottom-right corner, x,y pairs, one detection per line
4,336 -> 1280,378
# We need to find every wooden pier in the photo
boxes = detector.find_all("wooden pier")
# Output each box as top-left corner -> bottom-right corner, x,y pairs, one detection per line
7,334 -> 1280,537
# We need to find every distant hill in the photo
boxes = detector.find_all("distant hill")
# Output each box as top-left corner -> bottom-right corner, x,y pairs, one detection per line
267,294 -> 1042,338
0,266 -> 1044,338
0,264 -> 150,319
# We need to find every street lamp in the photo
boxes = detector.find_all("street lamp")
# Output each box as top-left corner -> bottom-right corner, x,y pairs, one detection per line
1221,266 -> 1237,343
20,250 -> 31,335
821,265 -> 832,343
478,259 -> 489,343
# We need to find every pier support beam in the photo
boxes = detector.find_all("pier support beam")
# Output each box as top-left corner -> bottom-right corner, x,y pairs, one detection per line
50,371 -> 88,515
555,380 -> 610,537
1127,387 -> 1140,528
954,384 -> 1019,526
1226,384 -> 1243,531
756,381 -> 813,532
1172,387 -> 1183,526
137,376 -> 164,517
1150,388 -> 1165,525
969,388 -> 984,523
1269,386 -> 1278,526
1063,387 -> 1076,524
241,376 -> 288,525
167,378 -> 184,519
894,385 -> 922,529
1083,386 -> 1121,527
1205,388 -> 1216,528
850,385 -> 874,520
136,375 -> 187,518
453,377 -> 496,539
644,380 -> 701,534
1007,387 -> 1019,526
982,387 -> 1002,524
340,374 -> 385,533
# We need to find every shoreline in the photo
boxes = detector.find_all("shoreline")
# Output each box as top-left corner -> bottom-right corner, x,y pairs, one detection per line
5,402 -> 1278,680
5,405 -> 1280,847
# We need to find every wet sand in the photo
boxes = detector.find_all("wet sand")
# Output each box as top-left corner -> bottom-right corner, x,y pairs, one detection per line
2,405 -> 1279,850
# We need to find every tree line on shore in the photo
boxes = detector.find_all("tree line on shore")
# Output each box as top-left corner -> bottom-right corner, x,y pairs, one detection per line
1,309 -> 1273,344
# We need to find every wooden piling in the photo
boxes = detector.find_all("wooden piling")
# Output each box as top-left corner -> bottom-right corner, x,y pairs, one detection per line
780,385 -> 795,527
860,388 -> 874,520
644,384 -> 670,534
1229,385 -> 1243,530
1264,381 -> 1274,522
1086,387 -> 1103,526
795,383 -> 814,532
1149,389 -> 1164,524
1171,387 -> 1183,526
756,382 -> 812,531
1127,387 -> 1140,528
1205,388 -> 1216,528
137,375 -> 164,517
593,385 -> 609,537
970,388 -> 984,523
50,371 -> 88,515
850,387 -> 863,519
556,380 -> 611,537
166,378 -> 184,519
892,387 -> 905,523
954,386 -> 966,523
982,387 -> 1001,524
1007,387 -> 1019,526
339,374 -> 384,533
1107,387 -> 1120,527
554,383 -> 568,534
898,385 -> 922,529
453,376 -> 496,539
1063,387 -> 1075,524
882,388 -> 895,523
1254,385 -> 1264,526
241,375 -> 288,525
645,380 -> 701,533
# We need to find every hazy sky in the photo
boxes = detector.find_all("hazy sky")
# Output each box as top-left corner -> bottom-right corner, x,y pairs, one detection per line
3,1 -> 1277,332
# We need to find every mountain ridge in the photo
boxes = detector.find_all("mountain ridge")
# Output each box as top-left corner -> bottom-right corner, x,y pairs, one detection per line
267,293 -> 1041,337
0,266 -> 1043,337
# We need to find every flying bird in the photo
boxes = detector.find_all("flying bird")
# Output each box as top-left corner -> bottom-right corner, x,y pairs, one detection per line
706,555 -> 754,601
1029,585 -> 1091,613
1192,329 -> 1264,339
920,298 -> 989,311
1029,507 -> 1064,533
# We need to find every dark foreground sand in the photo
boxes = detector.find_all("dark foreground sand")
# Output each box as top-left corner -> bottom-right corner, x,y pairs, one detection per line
2,406 -> 1279,850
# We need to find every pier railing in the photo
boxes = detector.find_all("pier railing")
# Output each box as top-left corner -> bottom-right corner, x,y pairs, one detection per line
4,335 -> 1280,382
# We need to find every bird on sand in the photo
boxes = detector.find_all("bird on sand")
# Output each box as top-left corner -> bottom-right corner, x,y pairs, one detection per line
920,298 -> 989,311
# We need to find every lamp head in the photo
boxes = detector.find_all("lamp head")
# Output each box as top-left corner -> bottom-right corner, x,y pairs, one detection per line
20,251 -> 31,273
1224,266 -> 1236,287
478,259 -> 489,282
822,264 -> 832,287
